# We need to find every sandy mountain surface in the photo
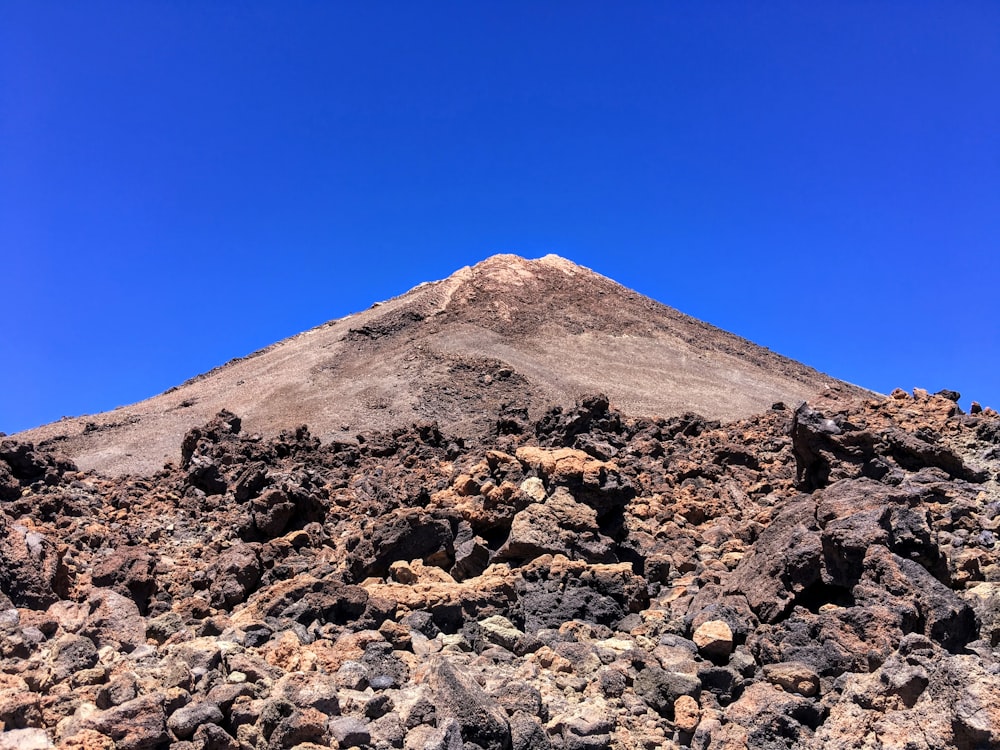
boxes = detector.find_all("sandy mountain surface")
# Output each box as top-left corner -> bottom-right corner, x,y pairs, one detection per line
15,254 -> 863,475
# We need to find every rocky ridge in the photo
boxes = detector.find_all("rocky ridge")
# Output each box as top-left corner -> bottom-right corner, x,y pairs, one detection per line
1,386 -> 999,749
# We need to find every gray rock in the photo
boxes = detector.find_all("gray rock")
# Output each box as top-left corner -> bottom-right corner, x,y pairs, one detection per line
80,588 -> 146,652
335,660 -> 370,690
427,658 -> 510,750
48,634 -> 98,684
168,702 -> 224,740
416,718 -> 463,750
329,716 -> 371,747
634,666 -> 700,717
510,712 -> 552,750
362,641 -> 409,689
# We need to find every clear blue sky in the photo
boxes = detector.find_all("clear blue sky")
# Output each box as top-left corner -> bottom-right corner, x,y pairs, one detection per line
2,2 -> 998,435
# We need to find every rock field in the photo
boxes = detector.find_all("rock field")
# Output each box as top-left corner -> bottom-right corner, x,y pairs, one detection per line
1,386 -> 999,749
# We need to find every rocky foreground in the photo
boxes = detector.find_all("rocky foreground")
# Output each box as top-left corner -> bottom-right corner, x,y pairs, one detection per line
1,388 -> 999,750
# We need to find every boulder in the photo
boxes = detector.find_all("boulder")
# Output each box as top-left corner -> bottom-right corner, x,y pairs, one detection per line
79,589 -> 145,652
425,658 -> 511,750
167,702 -> 224,740
494,487 -> 616,564
0,516 -> 66,608
693,620 -> 734,661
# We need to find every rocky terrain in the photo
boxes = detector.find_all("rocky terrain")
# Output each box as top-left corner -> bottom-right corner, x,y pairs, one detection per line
2,383 -> 999,750
15,255 -> 858,476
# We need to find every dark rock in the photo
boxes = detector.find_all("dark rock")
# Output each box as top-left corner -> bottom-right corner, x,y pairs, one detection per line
208,543 -> 262,609
72,693 -> 169,750
362,641 -> 410,689
598,668 -> 627,698
856,546 -> 978,653
91,546 -> 158,612
0,515 -> 67,608
723,682 -> 825,749
727,497 -> 822,623
492,681 -> 543,717
697,665 -> 742,704
0,440 -> 72,483
180,410 -> 242,468
0,463 -> 20,501
268,708 -> 330,749
168,702 -> 224,740
48,633 -> 98,684
348,509 -> 455,580
233,461 -> 269,501
450,536 -> 492,581
254,574 -> 368,626
252,489 -> 297,537
791,403 -> 843,490
328,716 -> 371,747
884,429 -> 985,482
364,692 -> 394,719
634,666 -> 700,717
510,712 -> 552,750
427,657 -> 511,750
515,559 -> 647,631
192,723 -> 240,750
187,455 -> 228,495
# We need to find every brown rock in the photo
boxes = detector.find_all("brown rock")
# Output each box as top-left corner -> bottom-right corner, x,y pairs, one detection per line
762,661 -> 820,697
0,516 -> 66,608
692,620 -> 733,660
65,694 -> 167,750
79,589 -> 145,653
674,694 -> 701,734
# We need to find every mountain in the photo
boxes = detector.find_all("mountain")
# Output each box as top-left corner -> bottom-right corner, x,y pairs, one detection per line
0,254 -> 998,749
15,254 -> 862,475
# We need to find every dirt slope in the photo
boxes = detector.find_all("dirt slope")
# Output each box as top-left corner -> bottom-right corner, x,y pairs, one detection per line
15,254 -> 865,475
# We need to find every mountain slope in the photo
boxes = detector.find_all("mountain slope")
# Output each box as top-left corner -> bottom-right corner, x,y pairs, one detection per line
15,254 -> 865,475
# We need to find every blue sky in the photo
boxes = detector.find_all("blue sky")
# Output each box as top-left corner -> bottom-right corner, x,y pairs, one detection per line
2,2 -> 998,434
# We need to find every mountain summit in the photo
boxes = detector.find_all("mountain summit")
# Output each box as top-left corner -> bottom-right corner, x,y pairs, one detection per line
17,254 -> 861,474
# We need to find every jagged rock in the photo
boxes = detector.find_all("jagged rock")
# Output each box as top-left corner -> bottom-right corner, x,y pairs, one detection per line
62,694 -> 168,750
362,640 -> 410,689
723,682 -> 824,749
208,543 -> 262,608
634,666 -> 700,717
495,486 -> 616,564
268,707 -> 329,749
2,382 -> 998,750
0,516 -> 66,608
348,509 -> 455,580
79,589 -> 145,653
425,658 -> 511,750
91,546 -> 157,612
515,556 -> 647,631
510,712 -> 551,750
727,496 -> 823,624
47,634 -> 98,685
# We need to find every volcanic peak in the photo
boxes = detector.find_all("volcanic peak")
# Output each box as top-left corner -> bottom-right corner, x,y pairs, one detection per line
15,254 -> 860,475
